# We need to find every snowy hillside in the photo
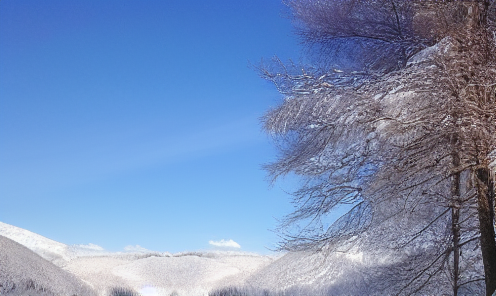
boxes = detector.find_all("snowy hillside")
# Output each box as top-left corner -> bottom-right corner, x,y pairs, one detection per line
244,247 -> 371,295
0,221 -> 73,264
0,235 -> 96,296
0,221 -> 276,296
65,251 -> 274,296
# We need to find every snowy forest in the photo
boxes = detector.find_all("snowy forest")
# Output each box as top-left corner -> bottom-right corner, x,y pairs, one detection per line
259,0 -> 496,295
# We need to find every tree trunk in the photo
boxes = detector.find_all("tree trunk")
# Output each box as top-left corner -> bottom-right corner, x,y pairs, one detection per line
461,3 -> 496,294
475,167 -> 496,296
451,181 -> 461,296
451,149 -> 462,296
451,195 -> 461,296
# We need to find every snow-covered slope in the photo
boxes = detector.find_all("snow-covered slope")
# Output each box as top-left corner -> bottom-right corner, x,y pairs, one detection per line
65,251 -> 274,296
244,248 -> 369,295
0,221 -> 72,265
0,235 -> 96,296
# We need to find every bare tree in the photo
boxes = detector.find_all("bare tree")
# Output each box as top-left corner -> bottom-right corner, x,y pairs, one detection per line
261,1 -> 496,295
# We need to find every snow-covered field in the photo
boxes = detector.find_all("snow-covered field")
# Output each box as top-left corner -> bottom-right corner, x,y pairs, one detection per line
0,221 -> 276,296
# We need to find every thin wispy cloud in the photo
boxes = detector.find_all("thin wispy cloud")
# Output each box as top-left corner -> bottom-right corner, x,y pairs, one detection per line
1,117 -> 261,197
209,239 -> 241,249
124,245 -> 153,253
73,243 -> 105,251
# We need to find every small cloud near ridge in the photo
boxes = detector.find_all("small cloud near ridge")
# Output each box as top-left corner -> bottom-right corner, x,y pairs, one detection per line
124,245 -> 152,253
209,239 -> 241,249
74,243 -> 105,251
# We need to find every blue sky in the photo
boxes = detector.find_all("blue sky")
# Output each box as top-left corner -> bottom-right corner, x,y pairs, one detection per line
0,0 -> 303,254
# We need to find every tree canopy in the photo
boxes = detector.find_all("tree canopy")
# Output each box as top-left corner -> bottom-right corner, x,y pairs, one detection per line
262,1 -> 496,295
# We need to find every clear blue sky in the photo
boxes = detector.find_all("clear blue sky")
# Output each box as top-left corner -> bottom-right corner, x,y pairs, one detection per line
0,0 -> 302,254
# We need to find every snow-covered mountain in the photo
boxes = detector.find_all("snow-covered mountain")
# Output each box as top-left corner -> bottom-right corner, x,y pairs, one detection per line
0,221 -> 276,296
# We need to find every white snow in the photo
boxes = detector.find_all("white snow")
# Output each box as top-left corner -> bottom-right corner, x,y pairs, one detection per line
345,251 -> 364,262
406,36 -> 456,66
